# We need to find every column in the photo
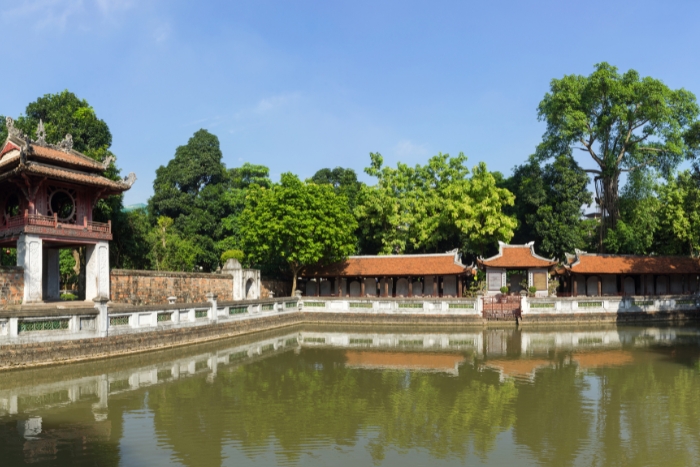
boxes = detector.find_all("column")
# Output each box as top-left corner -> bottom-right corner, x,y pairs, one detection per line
408,277 -> 413,297
337,276 -> 342,297
573,274 -> 578,297
361,279 -> 366,297
433,277 -> 439,297
86,241 -> 110,300
457,277 -> 462,298
597,277 -> 602,297
44,249 -> 60,300
17,233 -> 43,303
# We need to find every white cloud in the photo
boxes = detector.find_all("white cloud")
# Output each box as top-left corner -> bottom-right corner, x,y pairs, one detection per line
254,92 -> 301,114
1,0 -> 138,30
393,139 -> 429,159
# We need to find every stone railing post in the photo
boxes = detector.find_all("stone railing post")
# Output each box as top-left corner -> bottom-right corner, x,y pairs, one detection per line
207,293 -> 218,323
93,296 -> 110,337
9,317 -> 18,338
520,291 -> 528,315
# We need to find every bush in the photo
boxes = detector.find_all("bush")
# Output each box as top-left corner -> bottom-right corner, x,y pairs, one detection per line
61,293 -> 78,301
221,249 -> 245,264
528,286 -> 537,295
500,286 -> 509,294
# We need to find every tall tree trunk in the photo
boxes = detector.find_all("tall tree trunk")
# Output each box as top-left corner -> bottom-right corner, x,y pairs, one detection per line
598,172 -> 620,253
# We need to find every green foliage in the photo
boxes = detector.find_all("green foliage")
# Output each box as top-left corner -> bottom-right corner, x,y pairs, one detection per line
528,286 -> 537,295
148,216 -> 201,272
149,130 -> 231,271
111,208 -> 152,270
500,286 -> 509,294
604,170 -> 661,254
537,62 -> 700,249
240,173 -> 357,294
220,249 -> 245,264
356,152 -> 516,256
59,249 -> 78,290
60,293 -> 78,301
219,163 -> 272,254
655,171 -> 700,255
505,154 -> 594,258
1,248 -> 16,267
311,167 -> 363,212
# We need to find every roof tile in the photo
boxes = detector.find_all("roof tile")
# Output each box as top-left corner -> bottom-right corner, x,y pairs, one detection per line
568,254 -> 700,275
480,243 -> 557,268
303,253 -> 470,277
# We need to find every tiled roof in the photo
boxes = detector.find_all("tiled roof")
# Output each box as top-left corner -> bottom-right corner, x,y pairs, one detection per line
479,242 -> 557,268
0,162 -> 130,193
29,144 -> 106,172
0,141 -> 19,159
302,251 -> 471,277
567,253 -> 700,274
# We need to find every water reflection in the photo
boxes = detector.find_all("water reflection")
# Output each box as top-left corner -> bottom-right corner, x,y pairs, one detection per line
1,325 -> 700,466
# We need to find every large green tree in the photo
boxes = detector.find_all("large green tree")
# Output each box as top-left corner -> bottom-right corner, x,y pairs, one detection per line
239,173 -> 357,294
537,62 -> 700,250
356,153 -> 516,256
654,170 -> 700,256
505,154 -> 594,258
311,167 -> 363,212
149,129 -> 230,271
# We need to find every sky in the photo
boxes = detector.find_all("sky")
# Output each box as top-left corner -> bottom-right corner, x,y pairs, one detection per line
1,0 -> 699,205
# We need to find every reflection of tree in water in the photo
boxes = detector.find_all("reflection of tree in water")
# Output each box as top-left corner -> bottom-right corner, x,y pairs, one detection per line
512,359 -> 591,466
147,349 -> 518,465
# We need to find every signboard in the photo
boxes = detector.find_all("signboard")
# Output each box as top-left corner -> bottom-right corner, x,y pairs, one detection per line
533,272 -> 547,291
488,273 -> 502,291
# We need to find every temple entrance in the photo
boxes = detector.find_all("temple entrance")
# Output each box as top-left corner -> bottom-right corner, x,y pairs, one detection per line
482,295 -> 521,320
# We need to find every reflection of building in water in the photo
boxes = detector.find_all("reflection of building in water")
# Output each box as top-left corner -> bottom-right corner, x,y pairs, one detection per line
344,351 -> 466,375
298,331 -> 483,355
572,350 -> 635,369
482,359 -> 555,382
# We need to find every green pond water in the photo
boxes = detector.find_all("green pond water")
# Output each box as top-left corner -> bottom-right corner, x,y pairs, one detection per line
1,324 -> 700,466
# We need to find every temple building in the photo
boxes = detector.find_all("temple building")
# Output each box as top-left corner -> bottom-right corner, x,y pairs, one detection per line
0,118 -> 135,303
563,250 -> 700,296
300,250 -> 474,298
478,242 -> 558,296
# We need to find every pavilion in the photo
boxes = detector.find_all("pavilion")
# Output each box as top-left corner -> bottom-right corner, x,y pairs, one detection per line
563,250 -> 700,296
477,242 -> 558,296
0,118 -> 135,303
300,250 -> 474,298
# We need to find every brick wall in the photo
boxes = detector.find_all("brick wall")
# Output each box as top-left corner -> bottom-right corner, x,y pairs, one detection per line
0,266 -> 23,306
110,270 -> 233,305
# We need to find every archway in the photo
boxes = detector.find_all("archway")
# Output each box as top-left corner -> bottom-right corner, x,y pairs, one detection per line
245,278 -> 255,299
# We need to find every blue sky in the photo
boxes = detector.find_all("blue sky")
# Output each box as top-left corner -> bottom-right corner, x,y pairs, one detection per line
2,0 -> 699,205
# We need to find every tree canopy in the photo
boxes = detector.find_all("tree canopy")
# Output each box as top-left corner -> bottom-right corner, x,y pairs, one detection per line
537,62 -> 700,251
239,173 -> 357,294
356,153 -> 516,257
504,154 -> 594,259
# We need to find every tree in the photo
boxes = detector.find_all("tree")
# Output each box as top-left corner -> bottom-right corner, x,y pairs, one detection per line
603,170 -> 660,255
149,129 -> 230,271
311,167 -> 363,212
537,62 -> 700,250
239,173 -> 357,295
218,163 -> 271,253
505,154 -> 594,258
148,216 -> 200,272
655,171 -> 700,256
355,153 -> 516,256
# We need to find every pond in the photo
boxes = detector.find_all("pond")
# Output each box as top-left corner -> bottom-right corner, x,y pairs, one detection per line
1,324 -> 700,466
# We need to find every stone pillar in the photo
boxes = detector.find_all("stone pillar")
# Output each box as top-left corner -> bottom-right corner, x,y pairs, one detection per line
573,274 -> 578,297
17,234 -> 43,303
361,279 -> 366,297
86,241 -> 109,301
93,296 -> 109,337
597,277 -> 602,297
337,276 -> 342,297
457,277 -> 462,298
207,293 -> 218,323
44,249 -> 60,300
408,277 -> 413,297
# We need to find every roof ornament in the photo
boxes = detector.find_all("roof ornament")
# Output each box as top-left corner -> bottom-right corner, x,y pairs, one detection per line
123,172 -> 137,187
102,154 -> 115,169
35,120 -> 47,145
6,116 -> 22,139
59,134 -> 73,152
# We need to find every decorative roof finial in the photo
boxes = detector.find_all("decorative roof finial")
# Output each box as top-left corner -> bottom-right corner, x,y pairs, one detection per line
6,116 -> 20,138
123,172 -> 137,187
59,134 -> 73,152
35,119 -> 47,145
102,154 -> 115,169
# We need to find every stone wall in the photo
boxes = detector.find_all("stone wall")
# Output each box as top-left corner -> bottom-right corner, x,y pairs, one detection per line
261,280 -> 293,298
110,270 -> 233,305
0,267 -> 24,306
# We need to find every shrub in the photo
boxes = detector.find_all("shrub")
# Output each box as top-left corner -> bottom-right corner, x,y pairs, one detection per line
500,286 -> 509,294
221,249 -> 245,264
528,286 -> 537,295
61,293 -> 78,301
